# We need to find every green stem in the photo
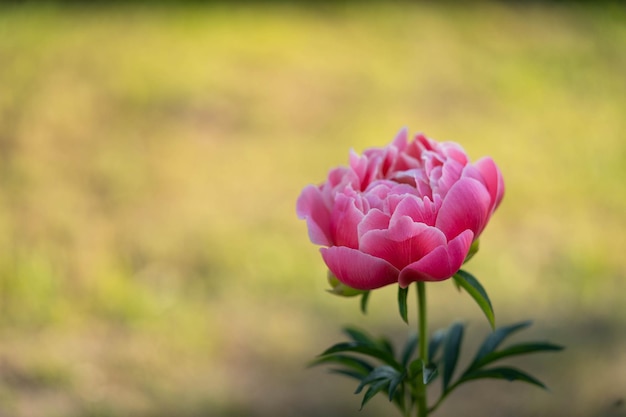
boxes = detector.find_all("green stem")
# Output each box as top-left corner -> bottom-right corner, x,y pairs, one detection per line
416,282 -> 428,417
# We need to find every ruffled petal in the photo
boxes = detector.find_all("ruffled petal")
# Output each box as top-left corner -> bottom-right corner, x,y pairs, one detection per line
435,178 -> 491,240
392,194 -> 438,226
357,209 -> 390,240
296,185 -> 332,245
321,246 -> 399,290
330,193 -> 364,249
398,229 -> 474,286
360,216 -> 446,270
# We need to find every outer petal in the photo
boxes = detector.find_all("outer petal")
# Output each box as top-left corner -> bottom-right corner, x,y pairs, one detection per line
435,177 -> 491,240
321,246 -> 400,290
398,229 -> 474,286
296,185 -> 332,245
330,193 -> 364,249
474,157 -> 505,214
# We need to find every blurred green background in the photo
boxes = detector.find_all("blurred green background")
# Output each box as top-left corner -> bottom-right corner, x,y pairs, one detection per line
1,2 -> 625,416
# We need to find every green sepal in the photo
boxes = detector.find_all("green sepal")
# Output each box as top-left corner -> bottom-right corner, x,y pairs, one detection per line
327,271 -> 366,297
398,286 -> 409,324
360,291 -> 371,314
457,366 -> 548,390
441,322 -> 464,391
453,270 -> 495,330
463,239 -> 480,264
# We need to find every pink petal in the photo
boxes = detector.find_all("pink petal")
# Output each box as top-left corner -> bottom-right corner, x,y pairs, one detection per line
393,195 -> 438,226
357,209 -> 390,240
437,158 -> 465,196
435,177 -> 491,240
398,229 -> 474,286
296,185 -> 332,245
360,216 -> 446,270
391,127 -> 409,150
330,193 -> 364,249
321,246 -> 399,290
474,157 -> 505,213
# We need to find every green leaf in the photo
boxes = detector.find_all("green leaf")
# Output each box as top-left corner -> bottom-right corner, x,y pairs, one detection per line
328,368 -> 369,381
453,270 -> 495,330
378,336 -> 395,357
423,362 -> 438,385
401,332 -> 418,367
442,322 -> 464,391
458,366 -> 548,390
468,342 -> 564,371
408,358 -> 423,379
360,378 -> 390,410
343,326 -> 377,346
360,291 -> 371,314
387,371 -> 405,401
398,286 -> 409,324
308,353 -> 374,375
355,366 -> 400,394
470,321 -> 532,367
428,328 -> 447,363
320,342 -> 402,371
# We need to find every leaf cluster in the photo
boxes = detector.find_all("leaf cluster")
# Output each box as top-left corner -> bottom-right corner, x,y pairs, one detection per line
310,321 -> 563,414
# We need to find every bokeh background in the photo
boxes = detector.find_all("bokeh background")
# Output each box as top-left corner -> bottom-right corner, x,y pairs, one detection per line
1,1 -> 625,416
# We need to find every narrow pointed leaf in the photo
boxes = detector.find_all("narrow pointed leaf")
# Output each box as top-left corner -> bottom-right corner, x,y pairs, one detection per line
360,291 -> 371,314
453,270 -> 495,329
308,354 -> 374,375
458,366 -> 548,390
343,326 -> 377,346
398,286 -> 409,324
408,358 -> 423,380
378,336 -> 395,357
423,362 -> 438,385
355,366 -> 399,394
428,329 -> 447,363
468,342 -> 564,371
442,322 -> 464,391
360,379 -> 390,410
320,342 -> 402,370
328,368 -> 367,381
387,371 -> 405,401
471,321 -> 533,367
401,332 -> 418,367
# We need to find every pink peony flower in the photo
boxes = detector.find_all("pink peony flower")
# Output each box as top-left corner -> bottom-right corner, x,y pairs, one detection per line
297,128 -> 504,290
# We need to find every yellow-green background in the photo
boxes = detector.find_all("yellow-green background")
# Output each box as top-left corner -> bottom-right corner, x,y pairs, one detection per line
0,2 -> 625,416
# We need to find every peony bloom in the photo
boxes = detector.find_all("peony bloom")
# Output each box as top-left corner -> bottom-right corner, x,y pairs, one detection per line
296,128 -> 504,290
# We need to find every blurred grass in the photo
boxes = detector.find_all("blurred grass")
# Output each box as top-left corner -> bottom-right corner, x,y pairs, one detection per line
0,2 -> 625,417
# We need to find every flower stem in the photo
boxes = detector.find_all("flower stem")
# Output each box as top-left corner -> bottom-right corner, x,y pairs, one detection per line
416,282 -> 428,417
